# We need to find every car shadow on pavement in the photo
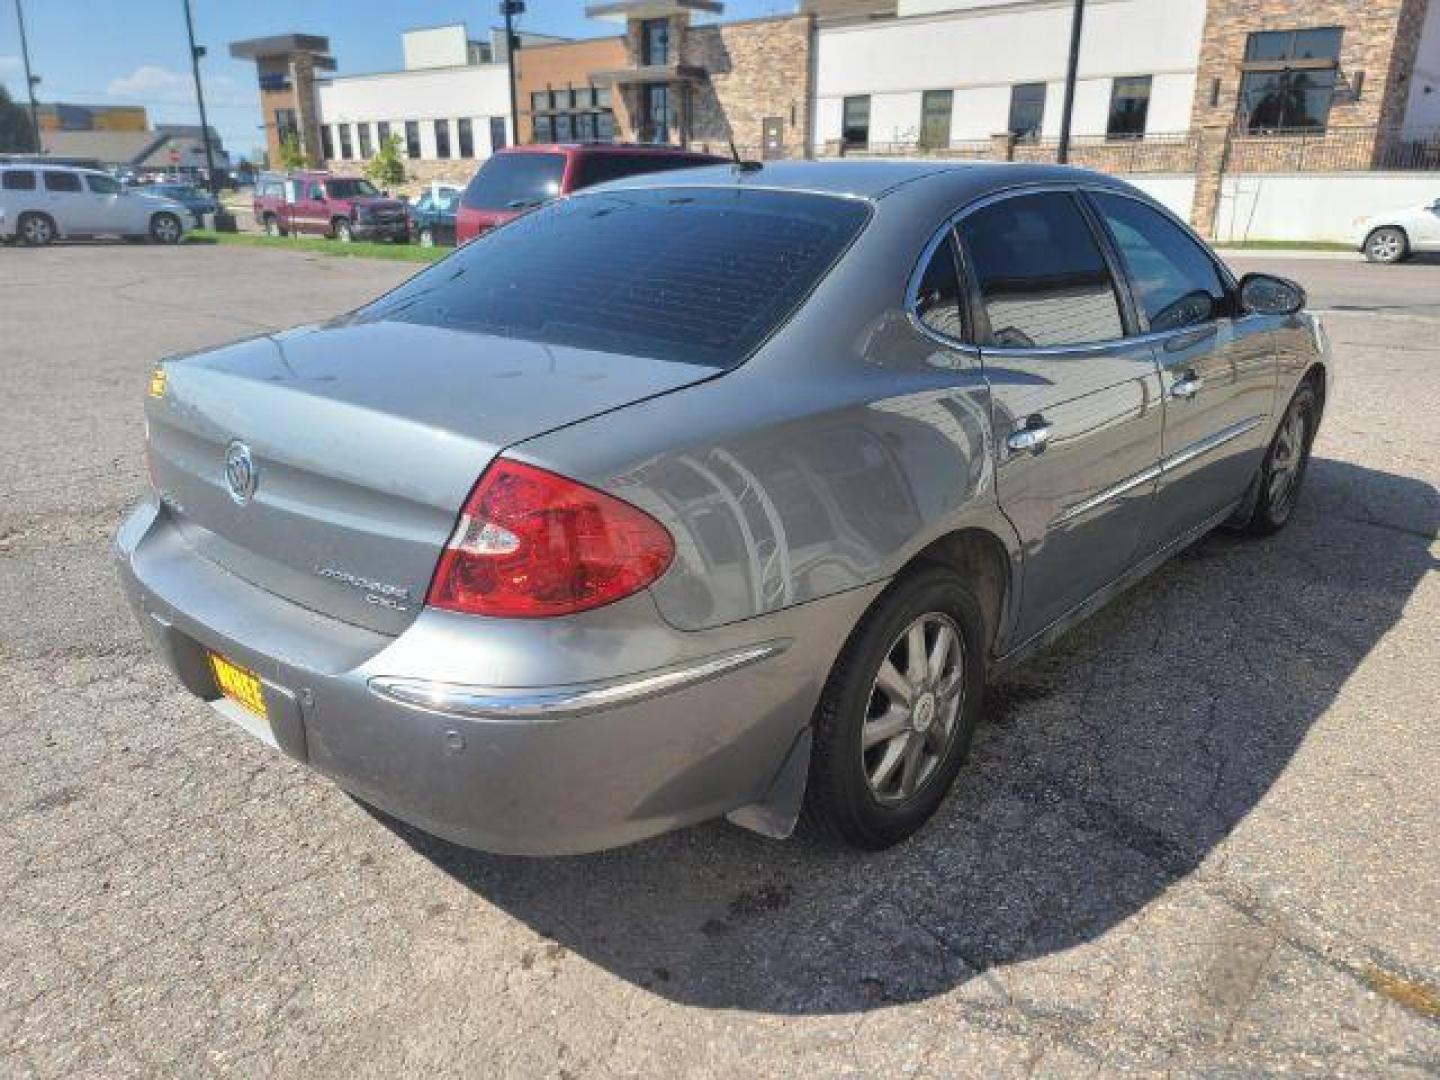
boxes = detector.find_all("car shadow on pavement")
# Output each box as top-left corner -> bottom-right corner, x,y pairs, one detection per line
374,456 -> 1438,1014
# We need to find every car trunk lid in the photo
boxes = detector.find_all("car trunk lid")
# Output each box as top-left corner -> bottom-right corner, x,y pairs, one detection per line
145,320 -> 716,635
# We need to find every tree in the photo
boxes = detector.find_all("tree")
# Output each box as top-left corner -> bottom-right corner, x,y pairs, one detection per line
364,132 -> 406,189
276,134 -> 310,171
0,84 -> 37,154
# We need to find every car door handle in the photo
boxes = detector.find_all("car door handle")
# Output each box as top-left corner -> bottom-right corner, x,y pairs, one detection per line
1007,419 -> 1052,455
1170,373 -> 1204,400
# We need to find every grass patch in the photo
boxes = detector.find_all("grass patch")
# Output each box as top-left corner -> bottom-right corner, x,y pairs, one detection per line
185,229 -> 445,264
1213,240 -> 1353,252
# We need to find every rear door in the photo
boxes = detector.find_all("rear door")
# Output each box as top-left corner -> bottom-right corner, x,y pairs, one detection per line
83,172 -> 131,233
957,189 -> 1165,644
41,170 -> 91,234
1085,190 -> 1276,552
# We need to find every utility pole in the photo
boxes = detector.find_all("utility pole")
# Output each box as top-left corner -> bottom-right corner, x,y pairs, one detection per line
14,0 -> 41,153
500,0 -> 524,146
181,0 -> 219,193
1056,0 -> 1085,164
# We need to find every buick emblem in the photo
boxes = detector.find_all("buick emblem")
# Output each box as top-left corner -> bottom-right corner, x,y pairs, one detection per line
224,440 -> 258,505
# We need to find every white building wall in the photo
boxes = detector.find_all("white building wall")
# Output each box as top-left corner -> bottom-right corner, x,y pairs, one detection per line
1403,0 -> 1440,133
813,0 -> 1205,150
1214,173 -> 1440,243
316,64 -> 512,162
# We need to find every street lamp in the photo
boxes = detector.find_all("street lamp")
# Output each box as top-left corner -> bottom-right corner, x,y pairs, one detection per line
181,0 -> 220,195
500,0 -> 525,146
14,0 -> 41,153
1056,0 -> 1086,164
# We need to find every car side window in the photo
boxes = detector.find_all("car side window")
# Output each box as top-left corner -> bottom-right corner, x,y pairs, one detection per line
85,174 -> 122,195
43,171 -> 83,193
1090,192 -> 1228,333
2,170 -> 36,190
958,191 -> 1125,348
308,183 -> 324,200
913,232 -> 967,341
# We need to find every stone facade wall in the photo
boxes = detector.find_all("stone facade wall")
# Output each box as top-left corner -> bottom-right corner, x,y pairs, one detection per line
682,15 -> 815,159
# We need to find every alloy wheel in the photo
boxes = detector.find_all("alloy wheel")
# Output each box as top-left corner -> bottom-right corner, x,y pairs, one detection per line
153,215 -> 181,244
861,612 -> 965,803
1267,405 -> 1308,518
21,215 -> 53,246
1367,229 -> 1404,263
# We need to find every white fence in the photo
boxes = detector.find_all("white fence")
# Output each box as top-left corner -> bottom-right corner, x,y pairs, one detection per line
1213,173 -> 1440,244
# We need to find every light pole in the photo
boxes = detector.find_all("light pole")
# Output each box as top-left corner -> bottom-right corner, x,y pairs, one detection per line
500,0 -> 524,146
181,0 -> 219,193
14,0 -> 41,153
1056,0 -> 1085,164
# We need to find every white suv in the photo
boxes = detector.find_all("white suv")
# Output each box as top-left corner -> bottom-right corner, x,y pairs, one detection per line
1354,196 -> 1440,263
0,164 -> 191,246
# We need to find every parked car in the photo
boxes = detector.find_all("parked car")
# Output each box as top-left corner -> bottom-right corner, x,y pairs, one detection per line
1,164 -> 189,245
118,161 -> 1330,856
1354,196 -> 1440,262
407,183 -> 462,246
455,143 -> 727,244
134,182 -> 220,227
253,171 -> 409,242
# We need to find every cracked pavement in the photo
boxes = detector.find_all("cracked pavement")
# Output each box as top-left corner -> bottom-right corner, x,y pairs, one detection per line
1,244 -> 1437,1077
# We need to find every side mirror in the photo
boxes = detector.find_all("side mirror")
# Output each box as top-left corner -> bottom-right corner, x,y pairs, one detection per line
1239,272 -> 1306,317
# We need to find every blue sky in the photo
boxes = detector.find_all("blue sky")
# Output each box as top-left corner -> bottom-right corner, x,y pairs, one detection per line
2,0 -> 792,161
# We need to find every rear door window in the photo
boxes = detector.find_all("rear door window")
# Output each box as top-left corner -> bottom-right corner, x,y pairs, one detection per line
913,233 -> 967,341
461,153 -> 567,210
85,174 -> 123,195
43,171 -> 83,193
364,187 -> 870,368
1089,192 -> 1229,332
958,191 -> 1125,348
2,170 -> 36,191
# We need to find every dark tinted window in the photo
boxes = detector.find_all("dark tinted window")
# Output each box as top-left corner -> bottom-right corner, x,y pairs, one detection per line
86,173 -> 123,195
842,96 -> 870,148
404,121 -> 421,159
457,118 -> 474,158
1009,83 -> 1046,142
461,152 -> 567,209
572,153 -> 717,190
959,192 -> 1124,348
43,171 -> 83,193
1092,193 -> 1227,332
434,120 -> 451,159
2,170 -> 36,191
914,233 -> 966,340
364,188 -> 869,368
1107,76 -> 1151,138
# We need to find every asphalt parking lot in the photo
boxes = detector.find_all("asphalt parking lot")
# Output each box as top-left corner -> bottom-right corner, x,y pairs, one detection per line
1,243 -> 1436,1077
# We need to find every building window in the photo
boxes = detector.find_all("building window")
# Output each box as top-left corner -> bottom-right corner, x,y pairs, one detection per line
1107,76 -> 1151,139
405,120 -> 421,158
275,108 -> 298,147
435,120 -> 452,159
358,123 -> 373,159
1009,83 -> 1046,142
531,90 -> 550,113
596,87 -> 612,109
321,125 -> 335,161
377,120 -> 391,147
639,84 -> 671,143
530,84 -> 613,146
555,114 -> 574,142
920,90 -> 952,150
842,95 -> 870,149
1239,28 -> 1343,132
490,116 -> 508,151
458,118 -> 475,157
338,123 -> 353,159
640,18 -> 670,66
533,114 -> 553,143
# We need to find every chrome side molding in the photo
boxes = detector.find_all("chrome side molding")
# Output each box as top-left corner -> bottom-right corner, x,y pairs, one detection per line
369,640 -> 791,721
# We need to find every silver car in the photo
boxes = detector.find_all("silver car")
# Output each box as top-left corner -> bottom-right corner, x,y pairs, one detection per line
116,162 -> 1330,854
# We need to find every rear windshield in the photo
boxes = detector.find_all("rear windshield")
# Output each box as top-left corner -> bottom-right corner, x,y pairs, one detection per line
361,187 -> 870,368
572,153 -> 722,192
461,153 -> 567,210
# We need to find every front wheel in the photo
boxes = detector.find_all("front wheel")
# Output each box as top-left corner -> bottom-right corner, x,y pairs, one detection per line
1244,382 -> 1317,535
333,218 -> 353,243
18,212 -> 56,247
263,213 -> 284,237
149,212 -> 182,245
1363,226 -> 1408,264
803,567 -> 986,849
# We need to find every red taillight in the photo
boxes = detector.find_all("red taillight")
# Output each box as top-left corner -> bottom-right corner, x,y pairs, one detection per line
426,459 -> 674,618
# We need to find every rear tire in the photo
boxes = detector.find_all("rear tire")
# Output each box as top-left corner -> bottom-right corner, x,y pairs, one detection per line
149,212 -> 182,245
1244,382 -> 1317,536
1363,226 -> 1408,264
17,212 -> 56,247
803,567 -> 986,849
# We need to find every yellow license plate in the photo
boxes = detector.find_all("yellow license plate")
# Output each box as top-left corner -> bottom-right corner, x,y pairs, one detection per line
208,652 -> 268,720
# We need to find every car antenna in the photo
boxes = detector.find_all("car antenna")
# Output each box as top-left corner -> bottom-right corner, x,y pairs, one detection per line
728,139 -> 763,174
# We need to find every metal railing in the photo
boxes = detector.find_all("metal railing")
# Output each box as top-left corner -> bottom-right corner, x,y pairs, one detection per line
1225,125 -> 1440,172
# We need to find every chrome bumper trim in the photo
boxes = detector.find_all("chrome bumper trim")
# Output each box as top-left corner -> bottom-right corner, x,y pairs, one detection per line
368,640 -> 790,721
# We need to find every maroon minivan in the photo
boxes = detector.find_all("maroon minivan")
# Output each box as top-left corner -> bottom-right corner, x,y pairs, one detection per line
455,144 -> 725,244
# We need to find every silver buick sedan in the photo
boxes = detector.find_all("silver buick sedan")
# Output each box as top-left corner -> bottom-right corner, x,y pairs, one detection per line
117,161 -> 1330,855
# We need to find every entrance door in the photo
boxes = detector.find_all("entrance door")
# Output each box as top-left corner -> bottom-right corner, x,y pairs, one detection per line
640,84 -> 671,144
956,189 -> 1165,644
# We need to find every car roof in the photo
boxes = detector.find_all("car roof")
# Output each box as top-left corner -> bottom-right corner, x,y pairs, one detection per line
498,143 -> 722,159
592,158 -> 1132,204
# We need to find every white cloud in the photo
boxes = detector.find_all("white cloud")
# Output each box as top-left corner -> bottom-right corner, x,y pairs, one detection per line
106,64 -> 249,107
0,55 -> 23,78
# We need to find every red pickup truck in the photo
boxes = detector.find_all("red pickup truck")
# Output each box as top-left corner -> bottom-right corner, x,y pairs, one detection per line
253,171 -> 409,242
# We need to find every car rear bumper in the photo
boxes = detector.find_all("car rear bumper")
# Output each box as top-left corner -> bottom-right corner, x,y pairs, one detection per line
115,497 -> 875,854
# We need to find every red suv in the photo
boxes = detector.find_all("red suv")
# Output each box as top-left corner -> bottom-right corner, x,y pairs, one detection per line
455,144 -> 726,244
253,171 -> 409,243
